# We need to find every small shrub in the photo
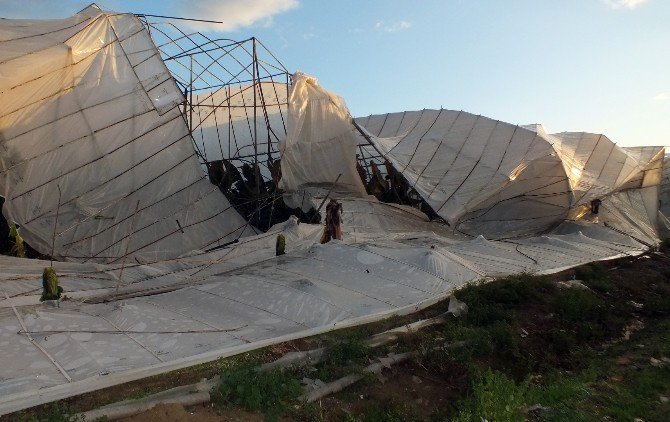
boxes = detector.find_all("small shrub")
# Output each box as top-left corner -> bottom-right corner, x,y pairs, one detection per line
26,402 -> 79,422
324,336 -> 368,366
458,274 -> 550,326
582,276 -> 615,294
575,262 -> 608,282
8,223 -> 26,258
487,320 -> 518,358
643,297 -> 670,316
443,324 -> 493,358
453,369 -> 528,422
548,329 -> 573,358
551,289 -> 603,323
216,365 -> 302,421
357,401 -> 420,422
40,267 -> 64,301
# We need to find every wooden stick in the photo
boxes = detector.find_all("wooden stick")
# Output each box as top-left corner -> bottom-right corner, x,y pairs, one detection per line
3,290 -> 72,383
259,313 -> 447,372
50,184 -> 62,266
116,200 -> 141,294
300,351 -> 417,402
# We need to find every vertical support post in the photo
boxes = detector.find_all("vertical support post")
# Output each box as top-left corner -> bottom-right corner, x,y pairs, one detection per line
116,200 -> 141,294
183,86 -> 189,123
189,55 -> 193,136
227,84 -> 232,160
252,38 -> 260,196
50,185 -> 62,267
252,38 -> 261,227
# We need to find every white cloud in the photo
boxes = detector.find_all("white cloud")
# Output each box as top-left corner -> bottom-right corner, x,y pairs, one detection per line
0,0 -> 298,32
602,0 -> 649,10
653,93 -> 669,101
0,0 -> 123,19
374,21 -> 412,33
173,0 -> 299,32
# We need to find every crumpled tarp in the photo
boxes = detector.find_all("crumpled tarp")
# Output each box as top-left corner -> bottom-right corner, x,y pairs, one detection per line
0,6 -> 255,264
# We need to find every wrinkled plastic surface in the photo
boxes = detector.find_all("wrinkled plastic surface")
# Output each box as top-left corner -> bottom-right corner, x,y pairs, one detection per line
0,26 -> 667,417
279,73 -> 366,196
0,7 -> 255,263
355,114 -> 664,240
0,197 -> 649,414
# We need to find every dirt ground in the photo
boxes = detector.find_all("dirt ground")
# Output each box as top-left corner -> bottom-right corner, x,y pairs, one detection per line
120,402 -> 263,422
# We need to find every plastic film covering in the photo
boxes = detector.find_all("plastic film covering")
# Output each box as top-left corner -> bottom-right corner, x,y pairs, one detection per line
355,111 -> 572,238
279,72 -> 367,196
620,146 -> 665,190
192,83 -> 287,163
0,7 -> 255,263
549,131 -> 646,206
0,202 -> 650,414
598,188 -> 660,247
355,113 -> 665,240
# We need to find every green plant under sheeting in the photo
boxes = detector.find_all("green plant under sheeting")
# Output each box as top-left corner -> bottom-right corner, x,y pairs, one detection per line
8,223 -> 26,258
41,267 -> 63,301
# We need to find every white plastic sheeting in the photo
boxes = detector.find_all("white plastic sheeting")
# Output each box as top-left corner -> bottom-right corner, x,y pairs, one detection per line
354,113 -> 664,241
0,18 -> 666,416
279,73 -> 367,196
0,198 -> 649,414
192,82 -> 288,163
658,155 -> 670,237
0,6 -> 255,263
356,111 -> 572,237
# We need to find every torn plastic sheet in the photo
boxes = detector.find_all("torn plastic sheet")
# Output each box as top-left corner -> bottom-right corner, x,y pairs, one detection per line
0,201 -> 648,415
0,7 -> 256,264
354,113 -> 664,240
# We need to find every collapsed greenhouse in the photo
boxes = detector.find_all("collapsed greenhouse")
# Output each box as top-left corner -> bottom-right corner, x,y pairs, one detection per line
0,5 -> 668,414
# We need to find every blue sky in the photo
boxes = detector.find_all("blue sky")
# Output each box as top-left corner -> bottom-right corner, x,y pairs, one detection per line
2,0 -> 669,146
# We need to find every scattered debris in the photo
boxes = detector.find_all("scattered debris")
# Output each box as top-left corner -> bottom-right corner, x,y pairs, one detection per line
526,403 -> 551,414
447,296 -> 468,317
616,356 -> 632,365
622,319 -> 645,340
76,377 -> 217,421
299,351 -> 417,402
649,357 -> 664,367
556,279 -> 590,290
